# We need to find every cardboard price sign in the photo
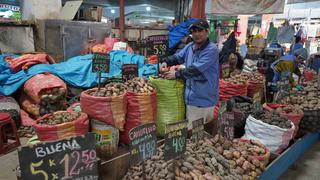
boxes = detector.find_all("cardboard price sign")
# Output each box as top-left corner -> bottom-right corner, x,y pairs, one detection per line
129,123 -> 157,165
164,120 -> 187,161
191,118 -> 204,142
122,64 -> 138,82
92,53 -> 110,73
18,133 -> 98,180
146,35 -> 169,58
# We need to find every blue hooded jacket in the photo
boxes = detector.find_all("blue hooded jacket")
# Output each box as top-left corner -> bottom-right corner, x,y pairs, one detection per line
167,40 -> 219,107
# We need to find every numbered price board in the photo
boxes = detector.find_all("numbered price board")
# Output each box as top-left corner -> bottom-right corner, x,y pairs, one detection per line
92,53 -> 110,73
122,64 -> 138,82
164,120 -> 188,161
191,118 -> 204,142
129,123 -> 157,165
219,111 -> 235,140
18,133 -> 98,180
146,35 -> 169,58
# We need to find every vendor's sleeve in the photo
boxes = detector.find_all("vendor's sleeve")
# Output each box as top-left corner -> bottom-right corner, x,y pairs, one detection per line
176,46 -> 218,80
273,65 -> 281,82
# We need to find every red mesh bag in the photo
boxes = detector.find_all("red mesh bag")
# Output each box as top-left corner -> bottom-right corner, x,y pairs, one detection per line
120,91 -> 157,144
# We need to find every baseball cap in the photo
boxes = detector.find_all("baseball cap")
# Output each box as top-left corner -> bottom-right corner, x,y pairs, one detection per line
189,19 -> 209,31
294,48 -> 308,60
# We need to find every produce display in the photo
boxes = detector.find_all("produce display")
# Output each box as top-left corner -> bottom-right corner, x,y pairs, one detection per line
211,135 -> 269,179
235,102 -> 254,115
274,104 -> 303,115
18,125 -> 35,138
124,77 -> 155,94
231,72 -> 264,82
123,135 -> 269,180
38,88 -> 67,116
281,80 -> 320,111
88,83 -> 126,97
37,111 -> 81,125
224,74 -> 248,85
251,110 -> 292,129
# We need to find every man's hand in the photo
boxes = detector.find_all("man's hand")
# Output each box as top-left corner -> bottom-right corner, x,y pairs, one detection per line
164,69 -> 176,79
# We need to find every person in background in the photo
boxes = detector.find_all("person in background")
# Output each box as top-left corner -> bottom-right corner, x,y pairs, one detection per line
160,19 -> 219,130
271,48 -> 308,86
289,36 -> 304,55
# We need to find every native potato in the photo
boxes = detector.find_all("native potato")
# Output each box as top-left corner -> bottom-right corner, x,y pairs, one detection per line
37,111 -> 81,126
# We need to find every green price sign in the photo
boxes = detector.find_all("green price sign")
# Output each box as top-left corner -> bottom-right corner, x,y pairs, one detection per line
92,53 -> 110,73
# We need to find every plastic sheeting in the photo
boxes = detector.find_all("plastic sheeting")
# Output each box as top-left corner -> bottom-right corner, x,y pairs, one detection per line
0,51 -> 145,96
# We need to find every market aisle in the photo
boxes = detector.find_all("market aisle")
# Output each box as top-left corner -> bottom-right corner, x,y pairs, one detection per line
280,141 -> 320,180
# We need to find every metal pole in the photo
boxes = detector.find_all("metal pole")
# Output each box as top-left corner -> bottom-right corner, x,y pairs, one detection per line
119,0 -> 125,42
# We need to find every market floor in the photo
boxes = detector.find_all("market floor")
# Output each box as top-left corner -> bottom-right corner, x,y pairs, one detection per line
280,141 -> 320,180
0,139 -> 319,180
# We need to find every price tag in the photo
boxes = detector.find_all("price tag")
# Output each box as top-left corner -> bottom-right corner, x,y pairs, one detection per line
164,120 -> 188,161
146,35 -> 169,58
122,64 -> 138,82
253,92 -> 262,111
18,133 -> 98,180
219,111 -> 234,140
129,123 -> 157,165
92,53 -> 110,73
191,118 -> 204,142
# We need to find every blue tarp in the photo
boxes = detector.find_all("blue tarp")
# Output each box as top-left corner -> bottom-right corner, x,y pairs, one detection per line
168,18 -> 199,49
0,50 -> 147,96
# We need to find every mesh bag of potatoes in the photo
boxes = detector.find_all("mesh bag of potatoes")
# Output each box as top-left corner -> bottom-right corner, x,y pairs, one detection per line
21,73 -> 67,117
120,77 -> 157,144
80,83 -> 127,131
34,111 -> 89,141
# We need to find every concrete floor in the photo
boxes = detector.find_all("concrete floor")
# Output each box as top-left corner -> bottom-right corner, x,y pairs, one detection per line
0,139 -> 319,180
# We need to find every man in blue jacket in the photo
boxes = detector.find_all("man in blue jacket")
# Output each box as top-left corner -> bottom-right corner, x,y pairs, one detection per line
161,19 -> 219,130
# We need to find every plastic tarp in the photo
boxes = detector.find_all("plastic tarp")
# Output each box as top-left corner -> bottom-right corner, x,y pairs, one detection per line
0,51 -> 145,96
209,0 -> 285,15
168,18 -> 199,49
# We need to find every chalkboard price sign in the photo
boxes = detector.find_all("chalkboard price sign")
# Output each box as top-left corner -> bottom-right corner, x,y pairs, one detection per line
191,118 -> 204,142
122,64 -> 138,82
92,53 -> 110,73
146,35 -> 169,58
219,111 -> 235,140
129,123 -> 157,165
164,120 -> 188,161
18,133 -> 98,180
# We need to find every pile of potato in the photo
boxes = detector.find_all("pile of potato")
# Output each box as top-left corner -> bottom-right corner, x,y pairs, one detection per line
123,135 -> 270,180
211,135 -> 268,179
88,83 -> 126,97
252,110 -> 292,129
37,111 -> 81,126
235,102 -> 254,115
274,104 -> 303,115
281,80 -> 320,111
124,77 -> 154,94
39,88 -> 66,115
18,125 -> 35,138
232,72 -> 264,82
225,74 -> 248,85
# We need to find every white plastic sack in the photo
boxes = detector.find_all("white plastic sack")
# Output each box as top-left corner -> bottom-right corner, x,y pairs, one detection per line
242,115 -> 295,153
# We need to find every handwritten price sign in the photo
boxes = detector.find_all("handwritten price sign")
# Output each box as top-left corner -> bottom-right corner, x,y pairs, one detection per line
218,109 -> 235,140
92,53 -> 110,73
122,64 -> 138,82
129,123 -> 157,165
18,133 -> 98,180
146,35 -> 169,58
164,120 -> 187,161
192,118 -> 204,142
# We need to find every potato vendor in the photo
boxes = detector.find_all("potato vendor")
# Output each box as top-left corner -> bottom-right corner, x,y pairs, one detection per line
271,48 -> 308,86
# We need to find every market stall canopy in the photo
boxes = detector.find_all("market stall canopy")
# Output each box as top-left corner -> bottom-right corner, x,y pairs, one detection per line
206,0 -> 285,15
